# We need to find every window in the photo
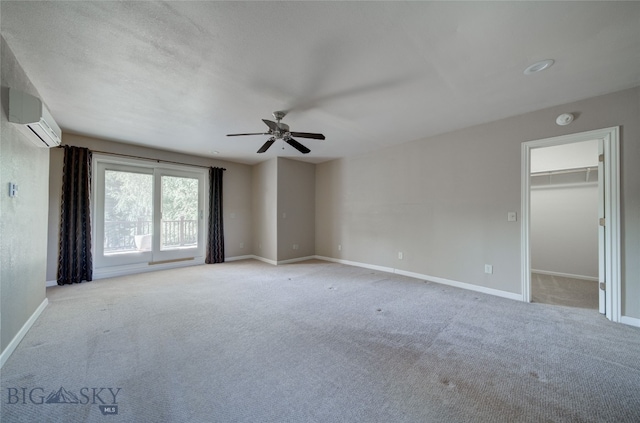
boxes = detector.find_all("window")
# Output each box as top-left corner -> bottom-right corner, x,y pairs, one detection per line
160,175 -> 199,251
103,169 -> 153,255
93,156 -> 207,276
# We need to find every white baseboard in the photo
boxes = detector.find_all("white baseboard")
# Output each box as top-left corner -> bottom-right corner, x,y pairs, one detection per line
395,268 -> 523,301
244,255 -> 317,266
252,255 -> 277,266
1,297 -> 48,369
314,256 -> 523,302
315,256 -> 394,273
277,255 -> 316,265
46,279 -> 57,287
620,315 -> 640,328
531,269 -> 598,282
225,255 -> 254,262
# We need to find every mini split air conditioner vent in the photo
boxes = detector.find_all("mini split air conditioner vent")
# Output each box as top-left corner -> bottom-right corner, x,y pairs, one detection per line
8,88 -> 61,148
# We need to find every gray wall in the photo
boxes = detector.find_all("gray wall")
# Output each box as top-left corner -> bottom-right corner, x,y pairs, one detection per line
531,184 -> 599,279
316,87 -> 640,318
277,158 -> 315,261
1,37 -> 49,353
46,133 -> 253,280
252,159 -> 278,262
252,157 -> 316,263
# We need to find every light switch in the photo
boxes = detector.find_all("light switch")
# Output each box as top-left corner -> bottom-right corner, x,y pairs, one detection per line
508,212 -> 517,222
8,183 -> 17,197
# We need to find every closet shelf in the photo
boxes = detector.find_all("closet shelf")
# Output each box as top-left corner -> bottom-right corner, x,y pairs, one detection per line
531,166 -> 598,187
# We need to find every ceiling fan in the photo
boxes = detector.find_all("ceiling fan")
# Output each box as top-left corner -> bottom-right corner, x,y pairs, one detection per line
227,111 -> 325,154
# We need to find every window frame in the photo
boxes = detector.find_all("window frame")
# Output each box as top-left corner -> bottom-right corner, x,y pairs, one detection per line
92,154 -> 208,277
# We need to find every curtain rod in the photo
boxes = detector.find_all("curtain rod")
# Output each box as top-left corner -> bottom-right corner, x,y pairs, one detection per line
58,146 -> 226,171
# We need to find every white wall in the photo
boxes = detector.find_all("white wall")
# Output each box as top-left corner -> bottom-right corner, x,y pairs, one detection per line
531,184 -> 598,279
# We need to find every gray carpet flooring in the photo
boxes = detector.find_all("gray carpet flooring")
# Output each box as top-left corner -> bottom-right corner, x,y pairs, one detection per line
532,273 -> 599,309
1,259 -> 639,422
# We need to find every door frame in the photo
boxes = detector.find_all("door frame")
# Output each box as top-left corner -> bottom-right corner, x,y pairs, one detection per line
521,127 -> 620,322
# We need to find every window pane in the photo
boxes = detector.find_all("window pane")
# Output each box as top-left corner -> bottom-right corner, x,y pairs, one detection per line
104,170 -> 153,254
161,176 -> 199,250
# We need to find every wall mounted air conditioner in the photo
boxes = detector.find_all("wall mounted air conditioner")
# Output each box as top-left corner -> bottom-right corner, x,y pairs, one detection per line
8,88 -> 62,148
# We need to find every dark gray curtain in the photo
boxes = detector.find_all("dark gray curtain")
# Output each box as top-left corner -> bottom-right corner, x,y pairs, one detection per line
57,146 -> 93,285
206,167 -> 225,263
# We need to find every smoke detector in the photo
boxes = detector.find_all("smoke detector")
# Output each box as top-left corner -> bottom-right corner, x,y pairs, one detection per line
555,113 -> 574,126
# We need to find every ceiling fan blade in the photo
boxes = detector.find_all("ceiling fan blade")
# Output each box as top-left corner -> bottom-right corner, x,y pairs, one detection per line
289,131 -> 325,140
285,138 -> 311,154
227,132 -> 268,137
257,139 -> 275,153
262,119 -> 278,131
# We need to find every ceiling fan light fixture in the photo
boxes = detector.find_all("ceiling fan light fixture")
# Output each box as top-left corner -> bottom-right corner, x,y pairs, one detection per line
524,59 -> 554,75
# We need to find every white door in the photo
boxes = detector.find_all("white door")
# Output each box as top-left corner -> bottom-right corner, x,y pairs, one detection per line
597,140 -> 605,314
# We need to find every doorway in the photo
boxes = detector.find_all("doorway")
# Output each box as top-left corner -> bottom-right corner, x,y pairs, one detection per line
529,140 -> 599,309
521,127 -> 621,322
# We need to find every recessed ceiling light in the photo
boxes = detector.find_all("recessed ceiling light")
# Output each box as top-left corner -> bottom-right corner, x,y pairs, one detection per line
524,59 -> 554,75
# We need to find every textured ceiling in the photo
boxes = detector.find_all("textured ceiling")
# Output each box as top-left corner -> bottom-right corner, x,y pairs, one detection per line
2,1 -> 639,164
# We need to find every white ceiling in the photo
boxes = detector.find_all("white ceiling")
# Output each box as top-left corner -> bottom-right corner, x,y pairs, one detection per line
2,1 -> 639,165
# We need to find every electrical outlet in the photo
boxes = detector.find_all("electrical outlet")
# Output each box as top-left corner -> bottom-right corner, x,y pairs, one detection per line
398,252 -> 404,260
239,242 -> 244,249
293,244 -> 299,250
485,264 -> 493,274
338,244 -> 342,251
8,182 -> 17,197
508,212 -> 517,222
